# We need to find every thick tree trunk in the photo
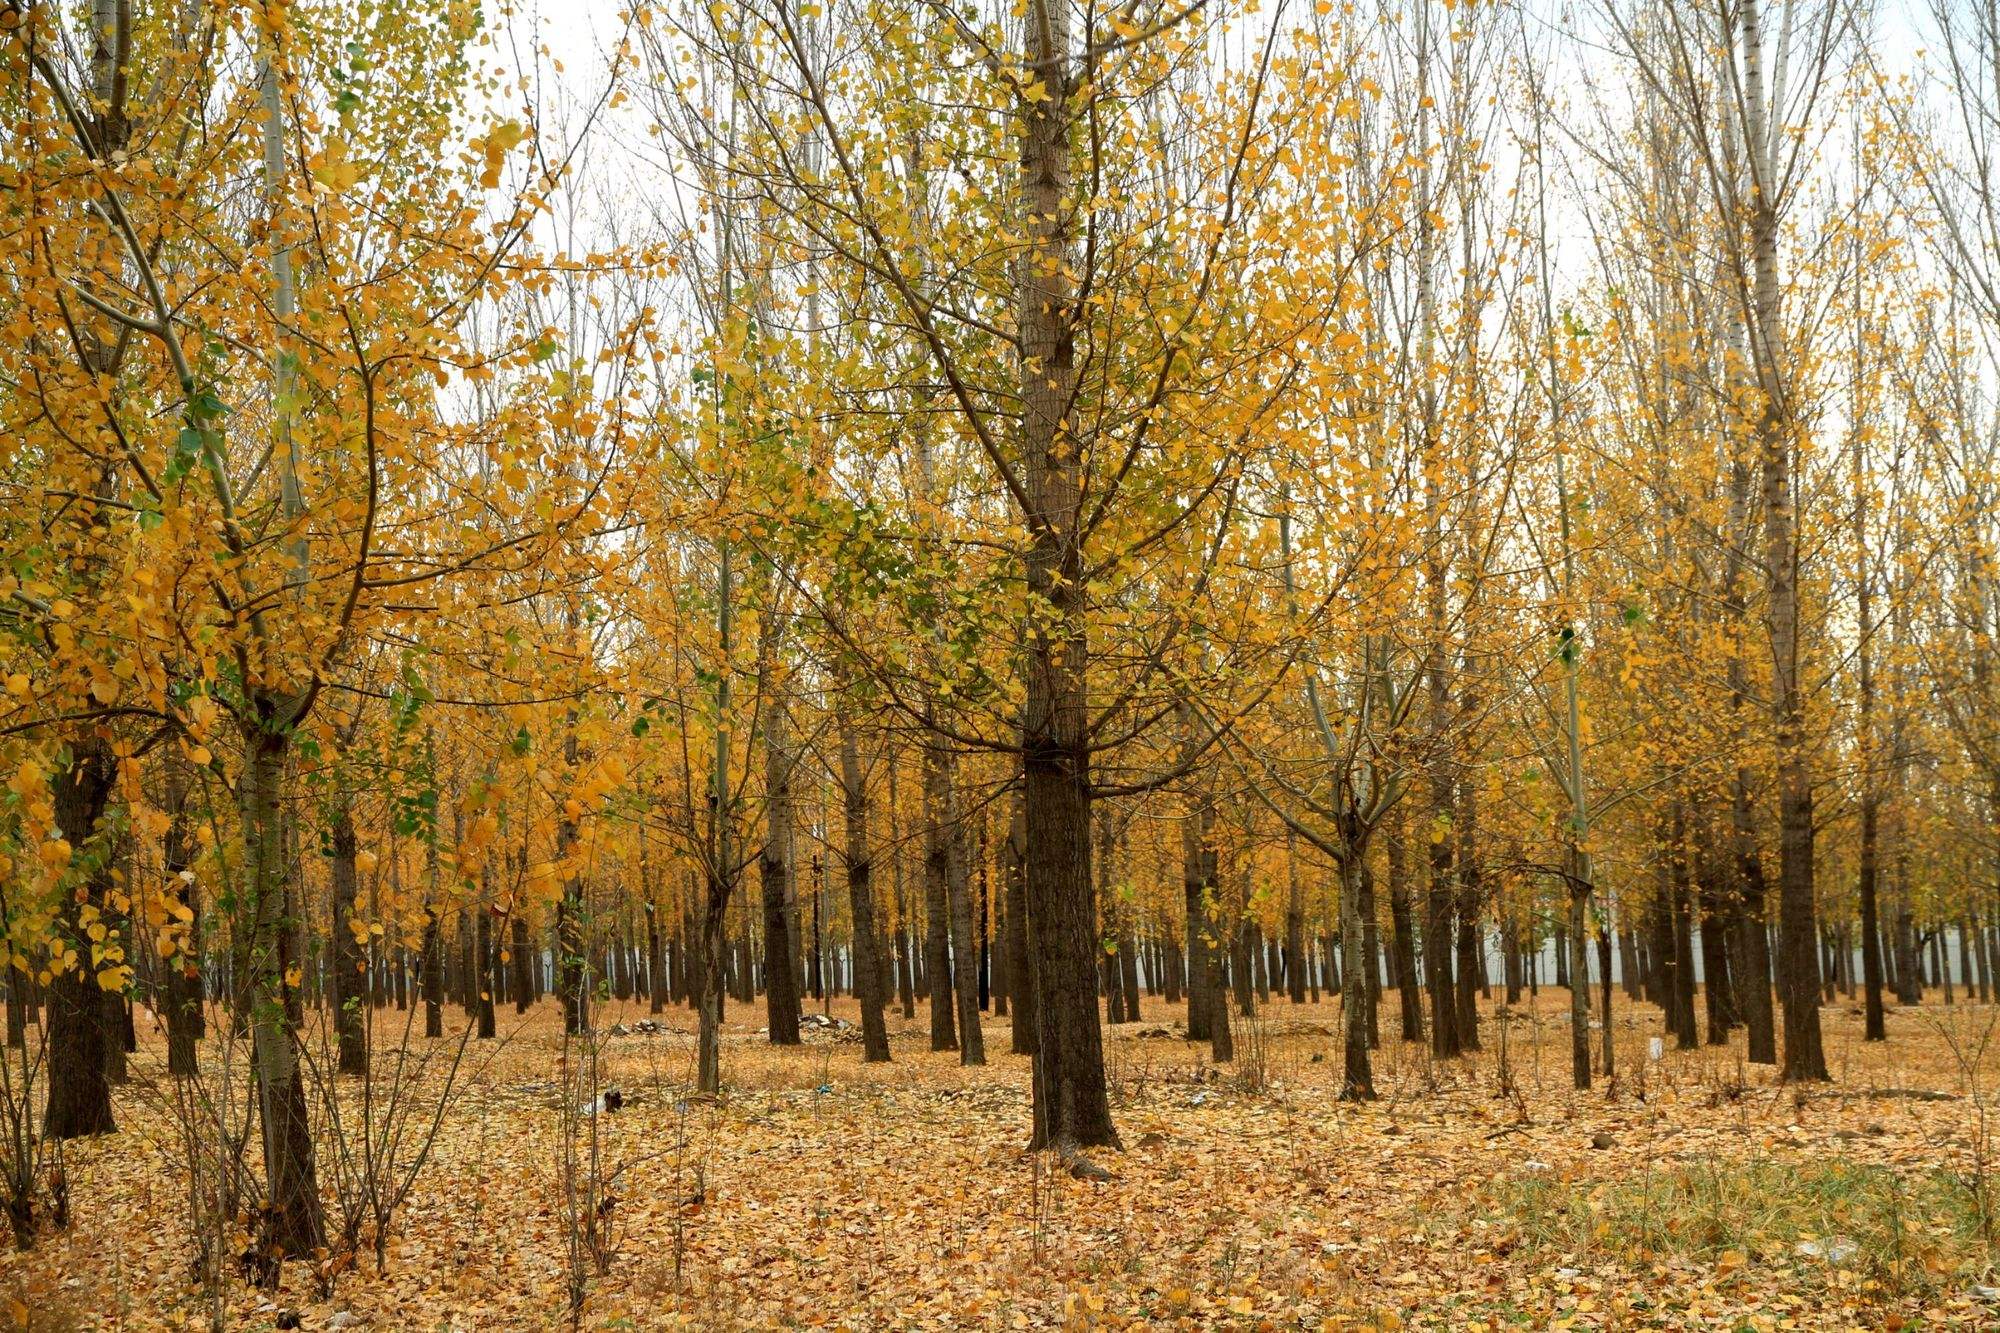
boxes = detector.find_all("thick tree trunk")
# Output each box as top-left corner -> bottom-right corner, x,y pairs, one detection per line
239,721 -> 323,1258
1231,910 -> 1255,1020
1697,867 -> 1735,1045
1016,0 -> 1114,1152
45,742 -> 117,1140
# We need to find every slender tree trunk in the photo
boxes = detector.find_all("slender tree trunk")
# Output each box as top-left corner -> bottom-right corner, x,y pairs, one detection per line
1006,797 -> 1035,1056
556,728 -> 589,1036
1424,787 -> 1459,1058
1285,832 -> 1308,1005
163,768 -> 204,1079
1568,854 -> 1592,1092
1338,832 -> 1374,1100
421,897 -> 444,1041
1454,774 -> 1481,1051
475,902 -> 496,1039
1358,855 -> 1381,1049
511,912 -> 533,1016
1182,764 -> 1216,1045
923,739 -> 958,1052
838,711 -> 891,1062
762,677 -> 801,1045
1386,817 -> 1422,1043
1669,806 -> 1698,1050
331,806 -> 368,1074
945,755 -> 984,1065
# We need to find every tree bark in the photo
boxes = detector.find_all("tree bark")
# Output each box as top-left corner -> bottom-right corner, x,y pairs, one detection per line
45,741 -> 117,1140
761,676 -> 802,1045
1016,0 -> 1114,1151
839,711 -> 892,1063
238,721 -> 324,1257
1737,0 -> 1827,1082
330,805 -> 368,1074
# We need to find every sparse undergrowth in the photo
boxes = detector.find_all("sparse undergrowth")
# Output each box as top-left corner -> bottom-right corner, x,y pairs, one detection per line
5,993 -> 2000,1330
1477,1158 -> 1994,1306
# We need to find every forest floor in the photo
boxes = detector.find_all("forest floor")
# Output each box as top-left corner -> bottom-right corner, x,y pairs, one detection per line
4,986 -> 1999,1330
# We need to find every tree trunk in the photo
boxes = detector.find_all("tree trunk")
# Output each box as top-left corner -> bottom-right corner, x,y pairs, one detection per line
1697,852 -> 1736,1045
1452,769 -> 1481,1050
1284,833 -> 1307,1005
475,906 -> 496,1039
1016,0 -> 1115,1151
238,721 -> 324,1257
1568,853 -> 1592,1092
330,806 -> 368,1075
923,745 -> 957,1053
760,639 -> 801,1046
839,712 -> 891,1063
1737,0 -> 1827,1082
1338,834 -> 1373,1100
944,755 -> 984,1065
1182,765 -> 1216,1045
45,741 -> 117,1140
1424,787 -> 1459,1058
1005,797 -> 1035,1056
511,912 -> 533,1016
1386,819 -> 1421,1043
163,769 -> 204,1079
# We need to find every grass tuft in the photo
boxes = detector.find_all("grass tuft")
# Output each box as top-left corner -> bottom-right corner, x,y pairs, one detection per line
1478,1157 -> 1994,1303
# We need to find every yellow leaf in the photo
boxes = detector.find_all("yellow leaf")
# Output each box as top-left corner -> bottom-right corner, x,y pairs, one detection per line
311,137 -> 364,193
